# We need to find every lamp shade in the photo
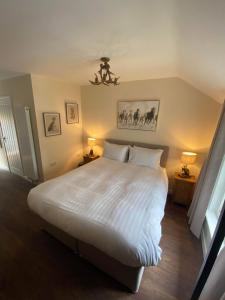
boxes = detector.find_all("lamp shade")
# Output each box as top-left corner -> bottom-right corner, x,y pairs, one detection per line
88,137 -> 96,147
181,152 -> 197,165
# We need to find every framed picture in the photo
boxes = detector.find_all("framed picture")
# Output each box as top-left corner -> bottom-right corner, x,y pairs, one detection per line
117,100 -> 160,131
43,112 -> 61,137
65,102 -> 79,124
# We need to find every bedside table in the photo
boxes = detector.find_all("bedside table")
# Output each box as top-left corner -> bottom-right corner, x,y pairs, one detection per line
173,172 -> 196,207
78,155 -> 100,167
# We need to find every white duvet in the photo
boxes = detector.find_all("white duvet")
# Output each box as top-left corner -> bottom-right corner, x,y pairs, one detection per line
28,157 -> 168,267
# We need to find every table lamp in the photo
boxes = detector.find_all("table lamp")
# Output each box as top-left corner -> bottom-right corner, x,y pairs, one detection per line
180,151 -> 197,178
88,137 -> 96,157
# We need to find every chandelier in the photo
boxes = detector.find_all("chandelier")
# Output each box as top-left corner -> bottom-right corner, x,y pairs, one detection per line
89,57 -> 120,86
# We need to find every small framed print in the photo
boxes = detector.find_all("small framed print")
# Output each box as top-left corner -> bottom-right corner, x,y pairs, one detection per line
43,112 -> 61,137
65,102 -> 79,124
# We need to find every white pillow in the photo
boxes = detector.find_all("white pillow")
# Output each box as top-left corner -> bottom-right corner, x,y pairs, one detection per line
103,141 -> 129,162
128,146 -> 163,169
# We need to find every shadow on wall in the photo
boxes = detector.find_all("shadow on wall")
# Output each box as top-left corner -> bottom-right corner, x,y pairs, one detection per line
61,146 -> 84,172
42,146 -> 84,181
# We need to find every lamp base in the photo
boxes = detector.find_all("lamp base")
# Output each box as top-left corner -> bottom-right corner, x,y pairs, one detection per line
180,166 -> 190,178
178,173 -> 191,178
89,149 -> 94,157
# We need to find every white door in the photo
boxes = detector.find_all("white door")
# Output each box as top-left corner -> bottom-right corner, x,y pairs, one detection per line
0,97 -> 23,176
0,121 -> 9,170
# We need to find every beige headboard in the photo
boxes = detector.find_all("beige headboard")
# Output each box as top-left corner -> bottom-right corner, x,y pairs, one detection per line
106,139 -> 169,168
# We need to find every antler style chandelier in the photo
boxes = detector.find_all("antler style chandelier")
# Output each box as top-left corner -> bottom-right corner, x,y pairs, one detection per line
89,57 -> 120,86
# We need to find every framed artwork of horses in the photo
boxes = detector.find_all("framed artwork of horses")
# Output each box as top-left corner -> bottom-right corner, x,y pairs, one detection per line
117,100 -> 160,131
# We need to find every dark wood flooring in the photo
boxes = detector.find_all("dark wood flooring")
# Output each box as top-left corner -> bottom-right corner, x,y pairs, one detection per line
0,170 -> 202,300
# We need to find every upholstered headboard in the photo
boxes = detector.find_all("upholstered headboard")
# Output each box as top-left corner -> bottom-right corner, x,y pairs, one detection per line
106,139 -> 169,168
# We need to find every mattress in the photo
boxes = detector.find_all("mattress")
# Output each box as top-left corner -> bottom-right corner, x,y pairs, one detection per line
27,157 -> 168,267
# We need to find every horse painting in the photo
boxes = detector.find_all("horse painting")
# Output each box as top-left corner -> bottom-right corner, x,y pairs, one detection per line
117,100 -> 159,131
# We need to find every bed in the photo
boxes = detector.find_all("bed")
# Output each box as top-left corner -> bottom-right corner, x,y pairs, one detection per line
27,139 -> 169,292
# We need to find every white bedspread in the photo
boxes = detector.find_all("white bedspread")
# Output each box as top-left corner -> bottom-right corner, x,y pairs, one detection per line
27,157 -> 168,267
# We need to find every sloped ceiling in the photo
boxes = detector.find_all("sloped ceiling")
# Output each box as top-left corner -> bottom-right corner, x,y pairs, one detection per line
0,0 -> 224,102
0,70 -> 25,80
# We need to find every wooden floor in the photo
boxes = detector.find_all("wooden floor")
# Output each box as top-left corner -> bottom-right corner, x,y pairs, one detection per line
0,170 -> 202,300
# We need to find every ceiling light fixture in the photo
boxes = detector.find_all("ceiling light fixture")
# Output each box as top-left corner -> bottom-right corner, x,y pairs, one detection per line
89,57 -> 120,86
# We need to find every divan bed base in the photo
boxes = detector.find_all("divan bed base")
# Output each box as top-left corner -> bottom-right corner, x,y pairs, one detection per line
43,221 -> 144,293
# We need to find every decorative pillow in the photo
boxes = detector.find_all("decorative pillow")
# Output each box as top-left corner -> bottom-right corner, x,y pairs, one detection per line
103,142 -> 129,162
128,146 -> 163,169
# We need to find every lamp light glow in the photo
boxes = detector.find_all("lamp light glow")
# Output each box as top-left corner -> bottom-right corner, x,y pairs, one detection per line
181,152 -> 197,165
88,137 -> 96,147
180,151 -> 197,177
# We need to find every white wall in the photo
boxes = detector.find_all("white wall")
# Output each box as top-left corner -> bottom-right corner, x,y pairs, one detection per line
1,75 -> 219,184
81,77 -> 221,182
31,75 -> 83,180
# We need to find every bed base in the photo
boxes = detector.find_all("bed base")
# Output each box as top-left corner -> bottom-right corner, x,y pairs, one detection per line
43,221 -> 144,293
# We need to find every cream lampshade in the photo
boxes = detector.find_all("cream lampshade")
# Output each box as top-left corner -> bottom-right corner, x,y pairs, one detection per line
88,137 -> 96,157
180,151 -> 197,177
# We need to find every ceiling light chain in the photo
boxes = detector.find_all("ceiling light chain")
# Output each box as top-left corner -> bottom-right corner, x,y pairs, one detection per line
89,57 -> 120,86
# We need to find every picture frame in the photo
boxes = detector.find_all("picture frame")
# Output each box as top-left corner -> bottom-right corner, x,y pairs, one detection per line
43,112 -> 61,137
117,100 -> 160,131
65,102 -> 79,124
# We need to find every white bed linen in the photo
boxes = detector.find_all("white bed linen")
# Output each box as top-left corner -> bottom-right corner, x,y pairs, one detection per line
28,157 -> 168,267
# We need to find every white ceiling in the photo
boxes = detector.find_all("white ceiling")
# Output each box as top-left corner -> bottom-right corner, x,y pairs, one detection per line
0,0 -> 224,102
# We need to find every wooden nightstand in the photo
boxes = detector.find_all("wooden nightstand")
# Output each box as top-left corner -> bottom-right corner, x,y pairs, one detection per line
78,155 -> 100,167
173,172 -> 197,207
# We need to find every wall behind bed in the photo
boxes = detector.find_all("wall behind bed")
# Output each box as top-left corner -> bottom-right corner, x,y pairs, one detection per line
31,75 -> 83,181
81,77 -> 221,182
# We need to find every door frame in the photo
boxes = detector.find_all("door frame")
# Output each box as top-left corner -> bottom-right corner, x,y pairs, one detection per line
191,199 -> 225,299
0,96 -> 24,176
